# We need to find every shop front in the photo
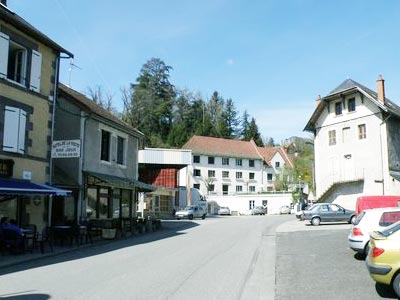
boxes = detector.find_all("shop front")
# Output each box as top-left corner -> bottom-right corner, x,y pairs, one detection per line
0,178 -> 70,232
83,172 -> 155,237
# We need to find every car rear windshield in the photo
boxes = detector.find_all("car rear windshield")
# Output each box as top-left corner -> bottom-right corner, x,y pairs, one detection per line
379,211 -> 400,227
353,211 -> 366,225
379,221 -> 400,237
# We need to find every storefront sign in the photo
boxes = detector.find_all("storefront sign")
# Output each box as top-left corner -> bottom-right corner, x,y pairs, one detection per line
52,140 -> 81,158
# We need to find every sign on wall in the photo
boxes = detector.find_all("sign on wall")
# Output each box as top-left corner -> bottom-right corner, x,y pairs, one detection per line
52,140 -> 81,158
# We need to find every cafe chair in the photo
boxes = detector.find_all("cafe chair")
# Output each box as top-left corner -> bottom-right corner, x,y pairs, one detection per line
37,226 -> 53,254
23,224 -> 37,253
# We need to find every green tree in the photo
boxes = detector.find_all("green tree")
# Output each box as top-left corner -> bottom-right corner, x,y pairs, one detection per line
123,58 -> 175,147
220,98 -> 239,138
241,110 -> 251,140
248,117 -> 264,146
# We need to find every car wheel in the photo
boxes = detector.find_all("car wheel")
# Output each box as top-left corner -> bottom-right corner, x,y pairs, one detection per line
188,214 -> 193,220
392,272 -> 400,298
202,214 -> 206,220
349,215 -> 356,224
311,217 -> 321,226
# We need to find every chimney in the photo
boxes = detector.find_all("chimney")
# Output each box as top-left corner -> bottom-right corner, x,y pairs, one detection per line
377,75 -> 385,104
0,0 -> 6,6
316,95 -> 322,106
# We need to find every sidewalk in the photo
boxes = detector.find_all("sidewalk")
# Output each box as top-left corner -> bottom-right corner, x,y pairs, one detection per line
0,220 -> 192,270
276,217 -> 351,233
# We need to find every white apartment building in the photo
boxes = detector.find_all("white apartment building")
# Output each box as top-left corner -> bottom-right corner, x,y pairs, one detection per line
304,76 -> 400,209
179,135 -> 293,197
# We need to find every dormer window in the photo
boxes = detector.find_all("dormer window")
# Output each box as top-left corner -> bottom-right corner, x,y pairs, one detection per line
335,102 -> 342,115
348,98 -> 356,112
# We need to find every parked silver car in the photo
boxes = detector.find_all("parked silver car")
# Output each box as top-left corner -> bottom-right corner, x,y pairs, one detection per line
251,206 -> 266,215
175,205 -> 207,220
302,203 -> 356,226
279,205 -> 291,214
218,207 -> 231,215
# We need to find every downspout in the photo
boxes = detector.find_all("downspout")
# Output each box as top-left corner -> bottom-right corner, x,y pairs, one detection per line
80,112 -> 89,222
48,54 -> 60,227
379,114 -> 391,195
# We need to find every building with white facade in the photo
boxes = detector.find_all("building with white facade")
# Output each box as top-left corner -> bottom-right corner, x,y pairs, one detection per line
179,136 -> 294,214
304,76 -> 400,209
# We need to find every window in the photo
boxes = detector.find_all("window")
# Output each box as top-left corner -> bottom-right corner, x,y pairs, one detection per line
116,136 -> 125,165
328,130 -> 336,145
193,155 -> 200,163
249,200 -> 255,210
194,169 -> 201,177
358,124 -> 366,139
348,98 -> 356,112
249,172 -> 255,180
335,102 -> 342,115
193,184 -> 200,189
0,32 -> 42,91
236,185 -> 243,192
275,162 -> 280,168
267,173 -> 273,181
236,158 -> 242,166
236,172 -> 243,179
222,171 -> 229,178
208,170 -> 215,178
249,186 -> 256,192
379,211 -> 400,226
249,160 -> 255,167
267,187 -> 273,191
342,127 -> 350,143
208,156 -> 215,164
209,184 -> 215,192
222,185 -> 229,195
3,106 -> 26,154
222,157 -> 229,165
100,130 -> 111,161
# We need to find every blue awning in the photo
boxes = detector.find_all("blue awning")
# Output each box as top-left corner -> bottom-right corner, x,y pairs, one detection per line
0,178 -> 71,196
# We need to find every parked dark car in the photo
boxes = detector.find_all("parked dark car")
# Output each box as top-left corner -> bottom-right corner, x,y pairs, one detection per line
251,206 -> 266,215
302,203 -> 356,226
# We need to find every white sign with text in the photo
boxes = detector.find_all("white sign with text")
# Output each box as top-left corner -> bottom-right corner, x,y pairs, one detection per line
52,140 -> 81,158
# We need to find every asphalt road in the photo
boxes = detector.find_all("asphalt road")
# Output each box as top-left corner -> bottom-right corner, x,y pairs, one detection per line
1,216 -> 396,300
275,221 -> 399,300
0,215 -> 287,300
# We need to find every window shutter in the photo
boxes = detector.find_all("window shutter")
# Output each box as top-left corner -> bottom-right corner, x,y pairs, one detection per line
30,50 -> 42,92
18,109 -> 27,154
3,106 -> 19,153
0,32 -> 9,79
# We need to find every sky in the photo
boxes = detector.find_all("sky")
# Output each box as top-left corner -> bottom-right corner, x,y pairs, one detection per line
7,0 -> 400,144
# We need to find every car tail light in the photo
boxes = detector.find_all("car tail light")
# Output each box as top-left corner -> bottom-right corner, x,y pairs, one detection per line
372,247 -> 385,257
352,227 -> 363,236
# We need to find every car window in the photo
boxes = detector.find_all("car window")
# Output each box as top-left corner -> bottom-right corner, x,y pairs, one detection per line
353,211 -> 366,225
379,221 -> 400,237
319,205 -> 329,212
379,211 -> 400,227
330,205 -> 339,212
